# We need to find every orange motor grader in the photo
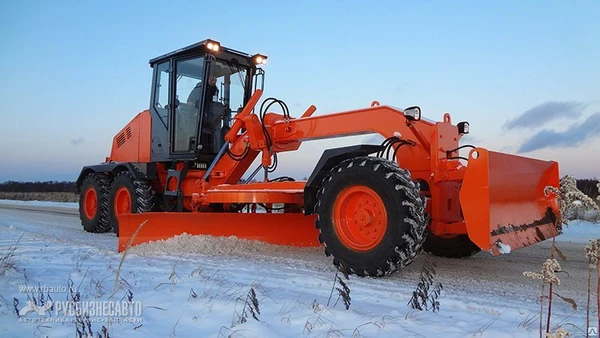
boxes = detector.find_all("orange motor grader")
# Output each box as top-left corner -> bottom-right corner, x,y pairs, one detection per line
76,39 -> 561,277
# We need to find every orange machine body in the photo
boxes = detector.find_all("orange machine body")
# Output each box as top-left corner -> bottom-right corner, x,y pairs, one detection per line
112,90 -> 560,254
107,111 -> 152,163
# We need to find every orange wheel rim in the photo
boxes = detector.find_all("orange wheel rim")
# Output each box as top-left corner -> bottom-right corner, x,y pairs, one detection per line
114,187 -> 131,215
333,185 -> 387,252
83,187 -> 98,219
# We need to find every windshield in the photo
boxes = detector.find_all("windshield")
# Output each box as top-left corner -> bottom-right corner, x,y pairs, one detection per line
200,59 -> 249,154
210,59 -> 249,112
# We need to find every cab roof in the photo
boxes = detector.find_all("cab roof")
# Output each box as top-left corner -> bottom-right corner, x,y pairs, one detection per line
149,39 -> 255,68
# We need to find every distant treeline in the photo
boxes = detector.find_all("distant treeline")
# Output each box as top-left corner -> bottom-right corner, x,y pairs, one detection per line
577,179 -> 599,200
0,178 -> 598,199
0,181 -> 76,193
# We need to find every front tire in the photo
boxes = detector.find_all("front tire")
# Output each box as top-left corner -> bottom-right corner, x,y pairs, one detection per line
108,171 -> 155,235
79,173 -> 111,233
314,157 -> 427,277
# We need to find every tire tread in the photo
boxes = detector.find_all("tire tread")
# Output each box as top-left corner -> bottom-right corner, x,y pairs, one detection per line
314,156 -> 427,277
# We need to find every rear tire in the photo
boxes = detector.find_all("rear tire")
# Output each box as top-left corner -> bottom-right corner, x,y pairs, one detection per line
79,173 -> 111,233
423,233 -> 481,258
314,157 -> 427,277
108,171 -> 155,235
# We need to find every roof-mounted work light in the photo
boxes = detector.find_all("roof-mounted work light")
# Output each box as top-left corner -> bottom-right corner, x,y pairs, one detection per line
205,39 -> 221,52
252,53 -> 268,65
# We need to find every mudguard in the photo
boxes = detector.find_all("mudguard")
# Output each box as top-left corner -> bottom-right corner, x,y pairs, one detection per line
75,163 -> 153,193
304,144 -> 383,214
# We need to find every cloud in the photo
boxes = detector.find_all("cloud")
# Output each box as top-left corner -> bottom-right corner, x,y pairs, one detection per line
504,101 -> 587,130
70,137 -> 85,146
517,112 -> 600,153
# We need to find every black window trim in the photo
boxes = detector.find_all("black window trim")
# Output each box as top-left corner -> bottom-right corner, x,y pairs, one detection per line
152,60 -> 171,129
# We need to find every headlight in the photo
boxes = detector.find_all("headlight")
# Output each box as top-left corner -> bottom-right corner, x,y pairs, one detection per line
457,121 -> 469,134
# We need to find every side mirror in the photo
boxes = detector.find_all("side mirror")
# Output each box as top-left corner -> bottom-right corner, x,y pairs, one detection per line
457,121 -> 470,134
403,106 -> 421,121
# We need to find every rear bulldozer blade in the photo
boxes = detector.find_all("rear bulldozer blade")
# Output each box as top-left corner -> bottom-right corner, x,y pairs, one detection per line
459,148 -> 560,255
116,212 -> 320,252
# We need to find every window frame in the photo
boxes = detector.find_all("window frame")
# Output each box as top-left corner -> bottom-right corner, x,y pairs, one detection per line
152,60 -> 171,129
170,55 -> 208,155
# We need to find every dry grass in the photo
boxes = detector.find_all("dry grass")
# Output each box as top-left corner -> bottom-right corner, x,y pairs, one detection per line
0,234 -> 23,277
0,192 -> 78,202
327,271 -> 351,310
109,220 -> 148,300
106,219 -> 147,337
585,239 -> 600,337
408,260 -> 443,313
525,180 -> 600,337
231,286 -> 261,326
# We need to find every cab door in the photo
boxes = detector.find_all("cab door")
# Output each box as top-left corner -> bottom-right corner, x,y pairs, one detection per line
171,56 -> 206,155
149,60 -> 172,161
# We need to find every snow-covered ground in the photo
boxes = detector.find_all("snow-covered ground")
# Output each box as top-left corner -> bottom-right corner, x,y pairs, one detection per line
561,220 -> 600,243
0,201 -> 598,337
0,199 -> 78,209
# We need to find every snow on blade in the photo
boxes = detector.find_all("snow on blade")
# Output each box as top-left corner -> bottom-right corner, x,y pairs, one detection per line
497,241 -> 512,254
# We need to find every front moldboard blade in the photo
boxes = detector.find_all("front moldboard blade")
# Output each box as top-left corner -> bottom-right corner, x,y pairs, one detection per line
116,212 -> 319,252
459,148 -> 560,255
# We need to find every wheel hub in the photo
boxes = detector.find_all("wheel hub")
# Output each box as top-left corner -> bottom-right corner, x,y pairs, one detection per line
83,187 -> 98,219
114,187 -> 132,215
333,185 -> 387,252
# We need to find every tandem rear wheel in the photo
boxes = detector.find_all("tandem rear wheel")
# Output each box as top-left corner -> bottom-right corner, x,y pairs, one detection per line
108,171 -> 155,235
314,156 -> 428,277
79,173 -> 112,233
80,171 -> 155,236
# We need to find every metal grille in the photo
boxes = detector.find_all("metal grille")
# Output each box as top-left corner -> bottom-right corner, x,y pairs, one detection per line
116,133 -> 126,148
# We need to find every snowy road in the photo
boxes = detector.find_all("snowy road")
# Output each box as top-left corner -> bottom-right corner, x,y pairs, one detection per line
0,200 -> 597,337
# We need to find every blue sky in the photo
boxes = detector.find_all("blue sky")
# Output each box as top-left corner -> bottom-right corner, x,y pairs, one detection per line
0,0 -> 598,182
